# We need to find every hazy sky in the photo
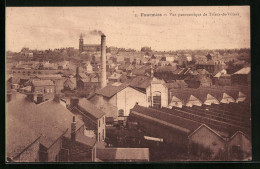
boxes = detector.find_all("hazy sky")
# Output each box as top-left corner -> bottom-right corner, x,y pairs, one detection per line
6,6 -> 250,52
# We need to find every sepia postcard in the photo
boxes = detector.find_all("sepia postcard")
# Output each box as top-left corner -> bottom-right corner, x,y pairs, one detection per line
6,6 -> 251,162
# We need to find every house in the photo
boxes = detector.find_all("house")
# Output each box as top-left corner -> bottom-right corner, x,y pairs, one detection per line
213,69 -> 227,85
90,82 -> 147,123
216,74 -> 232,86
31,80 -> 55,103
130,76 -> 168,108
70,98 -> 106,142
108,72 -> 122,83
228,131 -> 251,160
6,112 -> 41,162
196,60 -> 216,73
64,77 -> 77,90
188,124 -> 228,159
6,92 -> 97,162
231,67 -> 251,85
185,75 -> 212,88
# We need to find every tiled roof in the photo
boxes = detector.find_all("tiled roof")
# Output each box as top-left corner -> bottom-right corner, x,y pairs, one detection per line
78,99 -> 105,119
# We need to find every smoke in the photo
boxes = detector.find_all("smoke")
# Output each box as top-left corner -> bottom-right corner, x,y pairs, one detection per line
89,30 -> 104,36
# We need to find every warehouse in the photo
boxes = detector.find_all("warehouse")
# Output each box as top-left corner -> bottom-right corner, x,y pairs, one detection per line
129,103 -> 251,160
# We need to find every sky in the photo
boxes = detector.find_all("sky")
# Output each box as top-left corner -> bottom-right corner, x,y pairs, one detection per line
6,6 -> 250,52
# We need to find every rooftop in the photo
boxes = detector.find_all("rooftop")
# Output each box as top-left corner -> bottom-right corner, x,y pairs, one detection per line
78,99 -> 105,119
233,67 -> 251,75
96,83 -> 129,98
6,92 -> 84,148
32,79 -> 54,86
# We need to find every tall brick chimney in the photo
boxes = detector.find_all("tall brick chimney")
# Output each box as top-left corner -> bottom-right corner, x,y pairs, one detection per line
71,116 -> 76,141
101,34 -> 107,88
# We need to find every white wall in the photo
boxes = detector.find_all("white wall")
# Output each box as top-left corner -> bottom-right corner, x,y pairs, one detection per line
146,79 -> 168,108
116,87 -> 147,116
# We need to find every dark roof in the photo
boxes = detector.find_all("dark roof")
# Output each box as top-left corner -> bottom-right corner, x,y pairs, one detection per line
131,105 -> 201,135
165,80 -> 188,89
129,76 -> 152,89
6,92 -> 84,148
96,83 -> 129,98
96,148 -> 149,161
32,80 -> 54,86
6,112 -> 41,159
78,99 -> 105,119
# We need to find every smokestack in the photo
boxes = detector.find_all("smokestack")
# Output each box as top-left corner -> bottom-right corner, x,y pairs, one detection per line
71,116 -> 76,141
101,34 -> 107,88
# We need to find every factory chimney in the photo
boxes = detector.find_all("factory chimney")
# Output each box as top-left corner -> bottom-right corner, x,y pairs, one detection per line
101,34 -> 107,88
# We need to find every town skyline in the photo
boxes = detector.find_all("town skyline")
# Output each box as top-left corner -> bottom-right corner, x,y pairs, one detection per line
6,6 -> 250,52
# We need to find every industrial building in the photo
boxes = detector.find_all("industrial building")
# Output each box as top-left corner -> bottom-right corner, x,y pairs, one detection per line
129,101 -> 251,160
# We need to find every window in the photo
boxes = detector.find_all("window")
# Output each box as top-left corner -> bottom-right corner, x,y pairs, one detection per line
118,109 -> 124,117
46,88 -> 49,93
99,133 -> 101,142
50,88 -> 52,93
153,91 -> 161,108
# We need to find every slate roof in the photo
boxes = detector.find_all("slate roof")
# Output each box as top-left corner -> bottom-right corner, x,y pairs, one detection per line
96,83 -> 129,98
129,76 -> 152,89
78,99 -> 105,119
6,92 -> 84,149
6,112 -> 41,159
131,105 -> 201,135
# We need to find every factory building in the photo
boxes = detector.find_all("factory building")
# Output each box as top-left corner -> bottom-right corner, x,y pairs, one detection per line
129,104 -> 251,160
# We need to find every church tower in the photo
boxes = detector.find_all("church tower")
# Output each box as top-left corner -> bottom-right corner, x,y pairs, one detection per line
79,33 -> 84,53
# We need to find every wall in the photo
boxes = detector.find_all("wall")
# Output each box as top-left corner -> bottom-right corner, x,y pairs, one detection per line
146,82 -> 168,108
130,112 -> 189,146
228,132 -> 251,159
47,137 -> 62,162
16,140 -> 40,162
116,87 -> 147,117
97,116 -> 106,142
188,126 -> 226,158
